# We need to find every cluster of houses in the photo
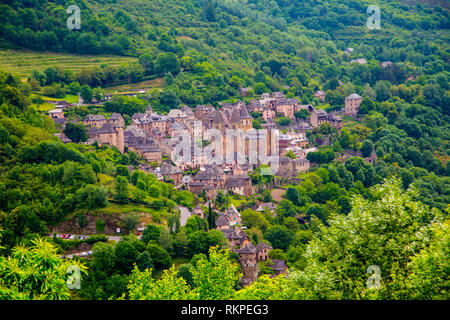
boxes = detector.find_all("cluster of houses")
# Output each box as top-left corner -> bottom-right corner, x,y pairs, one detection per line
47,89 -> 369,287
211,204 -> 287,286
49,91 -> 364,200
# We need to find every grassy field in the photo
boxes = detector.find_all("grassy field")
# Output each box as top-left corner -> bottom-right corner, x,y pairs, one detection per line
104,77 -> 164,93
0,49 -> 136,79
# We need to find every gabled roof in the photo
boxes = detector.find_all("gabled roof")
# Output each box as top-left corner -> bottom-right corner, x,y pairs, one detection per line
168,109 -> 187,118
238,244 -> 256,254
239,104 -> 252,119
216,214 -> 229,227
346,93 -> 362,100
255,242 -> 272,252
132,113 -> 145,120
256,202 -> 277,212
85,114 -> 106,121
98,122 -> 116,134
221,228 -> 241,240
53,118 -> 66,125
181,105 -> 194,115
88,126 -> 99,135
229,108 -> 241,123
213,109 -> 225,124
269,259 -> 287,271
110,113 -> 123,120
160,163 -> 182,175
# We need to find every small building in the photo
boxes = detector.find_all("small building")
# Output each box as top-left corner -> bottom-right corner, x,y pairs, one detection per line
268,259 -> 288,276
215,214 -> 230,230
314,90 -> 326,102
225,204 -> 241,226
49,108 -> 64,119
83,114 -> 106,127
256,202 -> 277,214
238,244 -> 259,286
160,162 -> 182,185
255,242 -> 272,262
239,87 -> 252,97
192,204 -> 204,219
345,93 -> 362,116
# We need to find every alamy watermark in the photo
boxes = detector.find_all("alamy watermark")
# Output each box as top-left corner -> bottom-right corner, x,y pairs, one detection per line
67,5 -> 81,30
66,265 -> 81,289
366,265 -> 381,289
367,5 -> 381,30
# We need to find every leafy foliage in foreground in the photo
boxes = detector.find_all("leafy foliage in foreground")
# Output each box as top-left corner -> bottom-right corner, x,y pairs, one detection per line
0,235 -> 87,300
237,178 -> 449,300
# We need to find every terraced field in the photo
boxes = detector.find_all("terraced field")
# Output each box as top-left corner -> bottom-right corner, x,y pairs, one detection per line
0,50 -> 136,79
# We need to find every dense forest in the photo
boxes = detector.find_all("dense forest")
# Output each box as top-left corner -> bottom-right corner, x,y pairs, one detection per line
0,0 -> 448,300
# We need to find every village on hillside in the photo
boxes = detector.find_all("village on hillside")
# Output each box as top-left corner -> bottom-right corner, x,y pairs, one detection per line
48,90 -> 375,286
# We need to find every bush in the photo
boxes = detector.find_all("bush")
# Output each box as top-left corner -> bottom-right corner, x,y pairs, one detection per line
85,234 -> 108,244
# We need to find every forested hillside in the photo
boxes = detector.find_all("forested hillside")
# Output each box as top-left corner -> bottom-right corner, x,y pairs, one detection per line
0,0 -> 448,107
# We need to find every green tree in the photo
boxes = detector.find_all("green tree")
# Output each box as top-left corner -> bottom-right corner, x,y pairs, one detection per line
154,52 -> 180,74
63,122 -> 87,143
80,84 -> 93,103
142,225 -> 161,244
125,265 -> 194,300
115,240 -> 138,274
289,178 -> 445,299
360,140 -> 374,158
191,247 -> 241,300
263,225 -> 293,250
286,187 -> 300,205
114,176 -> 129,204
138,53 -> 154,75
123,213 -> 140,234
0,238 -> 87,299
146,242 -> 172,270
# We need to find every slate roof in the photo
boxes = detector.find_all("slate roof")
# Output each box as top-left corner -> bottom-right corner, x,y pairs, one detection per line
132,113 -> 145,120
110,113 -> 123,120
181,105 -> 194,115
85,114 -> 106,121
213,109 -> 226,124
221,228 -> 241,240
229,108 -> 241,123
255,242 -> 272,252
239,104 -> 252,119
238,244 -> 256,254
216,214 -> 229,227
160,163 -> 182,175
346,93 -> 362,100
256,202 -> 277,212
269,259 -> 287,272
53,118 -> 66,125
98,122 -> 116,134
88,126 -> 99,135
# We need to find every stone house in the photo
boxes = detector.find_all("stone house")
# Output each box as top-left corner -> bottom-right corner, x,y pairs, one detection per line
262,108 -> 275,122
314,90 -> 326,102
49,108 -> 64,119
216,214 -> 230,230
256,202 -> 277,214
97,122 -> 124,153
345,93 -> 362,116
160,162 -> 183,185
276,98 -> 299,119
238,244 -> 259,286
224,204 -> 241,226
83,114 -> 106,127
255,242 -> 272,262
192,204 -> 204,219
268,259 -> 288,276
